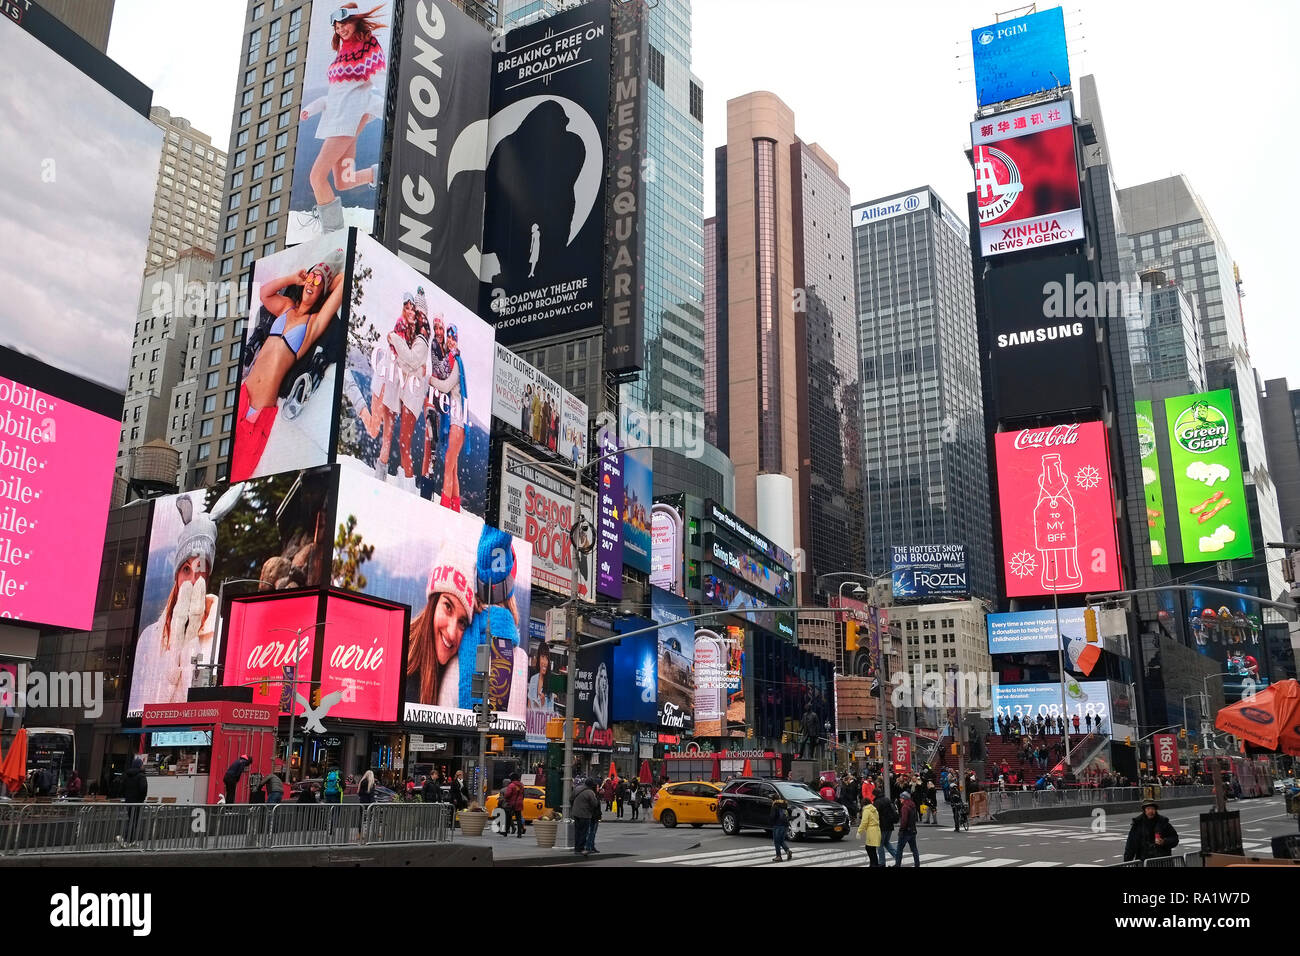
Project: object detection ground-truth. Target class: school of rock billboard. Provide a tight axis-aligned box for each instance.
[479,0,611,343]
[287,0,393,245]
[491,343,588,468]
[496,443,595,600]
[994,422,1122,599]
[971,100,1082,257]
[382,0,492,310]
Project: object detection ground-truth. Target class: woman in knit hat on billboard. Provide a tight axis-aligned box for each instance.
[405,543,476,709]
[129,485,244,714]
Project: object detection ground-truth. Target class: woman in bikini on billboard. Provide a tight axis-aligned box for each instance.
[232,257,345,481]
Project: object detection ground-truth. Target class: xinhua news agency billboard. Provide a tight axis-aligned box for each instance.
[971,7,1071,108]
[890,545,969,598]
[972,100,1082,257]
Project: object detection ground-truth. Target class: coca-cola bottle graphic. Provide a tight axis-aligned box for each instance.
[1034,453,1082,591]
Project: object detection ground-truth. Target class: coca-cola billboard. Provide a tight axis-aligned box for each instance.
[1153,733,1179,776]
[320,593,407,723]
[223,593,319,718]
[891,735,911,773]
[994,421,1122,599]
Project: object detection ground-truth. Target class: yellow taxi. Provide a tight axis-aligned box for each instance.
[485,785,548,824]
[653,780,722,828]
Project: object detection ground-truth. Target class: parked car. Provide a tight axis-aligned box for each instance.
[653,781,722,828]
[484,785,548,825]
[1274,777,1297,795]
[715,778,849,840]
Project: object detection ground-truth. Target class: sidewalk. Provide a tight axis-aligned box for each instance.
[454,815,656,865]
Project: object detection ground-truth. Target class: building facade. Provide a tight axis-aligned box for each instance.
[852,186,995,602]
[144,107,226,270]
[1260,378,1300,541]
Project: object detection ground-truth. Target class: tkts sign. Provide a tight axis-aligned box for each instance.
[891,735,911,773]
[1153,733,1179,776]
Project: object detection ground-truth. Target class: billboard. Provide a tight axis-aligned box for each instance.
[480,0,611,343]
[851,190,929,228]
[383,0,492,310]
[649,496,685,596]
[573,641,615,747]
[223,592,319,717]
[751,629,834,743]
[1185,585,1269,701]
[319,591,407,722]
[891,736,911,774]
[1135,401,1170,565]
[596,429,624,599]
[491,343,588,468]
[994,422,1122,598]
[693,625,744,737]
[613,619,657,724]
[971,7,1071,107]
[972,100,1082,257]
[983,253,1101,420]
[891,545,969,599]
[0,376,120,629]
[287,1,392,245]
[497,443,595,599]
[525,623,565,742]
[991,680,1112,736]
[234,231,351,482]
[330,467,531,732]
[622,449,652,573]
[128,469,337,718]
[651,587,694,734]
[1153,733,1180,776]
[985,607,1101,677]
[706,536,794,602]
[603,0,649,374]
[0,10,160,396]
[1162,390,1253,562]
[336,232,494,517]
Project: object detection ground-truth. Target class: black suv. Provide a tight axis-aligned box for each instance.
[715,778,849,840]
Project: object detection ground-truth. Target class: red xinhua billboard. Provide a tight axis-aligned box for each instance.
[972,100,1082,257]
[995,422,1122,599]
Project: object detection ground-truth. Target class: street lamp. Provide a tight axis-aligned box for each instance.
[197,577,263,688]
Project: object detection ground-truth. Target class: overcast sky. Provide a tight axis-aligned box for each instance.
[108,0,1300,386]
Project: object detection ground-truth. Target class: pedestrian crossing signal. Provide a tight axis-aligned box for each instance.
[1084,607,1098,644]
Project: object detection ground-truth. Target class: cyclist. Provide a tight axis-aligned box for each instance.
[948,781,967,832]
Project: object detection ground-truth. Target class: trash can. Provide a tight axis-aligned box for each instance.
[1199,810,1243,856]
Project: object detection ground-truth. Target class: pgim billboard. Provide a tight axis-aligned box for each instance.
[971,6,1071,108]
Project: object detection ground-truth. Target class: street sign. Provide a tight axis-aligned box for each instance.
[471,674,487,698]
[477,711,492,730]
[472,703,484,715]
[476,644,491,673]
[546,607,567,645]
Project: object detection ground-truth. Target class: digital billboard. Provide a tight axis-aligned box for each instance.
[492,343,587,468]
[337,232,495,517]
[497,444,595,600]
[622,449,652,574]
[649,496,685,596]
[1136,400,1170,565]
[1153,733,1180,776]
[693,625,744,738]
[751,629,834,743]
[971,100,1082,257]
[319,591,407,722]
[985,607,1101,677]
[1162,390,1253,562]
[994,422,1122,598]
[234,231,350,483]
[573,641,615,747]
[330,467,532,733]
[596,430,623,599]
[128,469,337,718]
[480,0,611,343]
[613,618,657,724]
[1185,585,1269,701]
[971,7,1071,108]
[991,680,1112,736]
[287,1,392,244]
[982,253,1101,420]
[891,545,969,599]
[383,0,492,310]
[651,587,694,734]
[222,592,319,718]
[525,623,564,743]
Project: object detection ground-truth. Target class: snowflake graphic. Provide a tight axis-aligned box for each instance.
[1074,465,1101,491]
[1009,550,1037,578]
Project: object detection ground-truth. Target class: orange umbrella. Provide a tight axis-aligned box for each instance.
[742,758,753,777]
[609,760,618,780]
[1214,679,1300,753]
[0,728,27,793]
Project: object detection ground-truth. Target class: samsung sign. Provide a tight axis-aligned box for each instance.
[972,6,1071,108]
[853,190,929,228]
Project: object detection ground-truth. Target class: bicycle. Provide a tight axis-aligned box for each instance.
[953,802,970,832]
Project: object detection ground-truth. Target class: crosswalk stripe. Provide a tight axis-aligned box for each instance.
[974,857,1021,867]
[1021,860,1065,867]
[1068,863,1100,867]
[766,848,863,868]
[642,845,779,865]
[928,855,985,867]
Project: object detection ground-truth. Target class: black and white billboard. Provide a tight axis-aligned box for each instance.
[382,0,492,311]
[983,252,1102,421]
[479,0,611,344]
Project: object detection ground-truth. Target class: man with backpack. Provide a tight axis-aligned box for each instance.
[892,790,921,867]
[501,773,525,838]
[873,784,898,858]
[323,766,343,804]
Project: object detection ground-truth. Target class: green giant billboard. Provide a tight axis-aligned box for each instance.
[1135,400,1169,565]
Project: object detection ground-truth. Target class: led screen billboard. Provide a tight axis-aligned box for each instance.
[1162,390,1253,563]
[971,7,1071,107]
[287,1,392,244]
[972,100,1082,257]
[330,467,532,733]
[234,231,351,483]
[649,496,685,596]
[336,232,495,517]
[492,343,588,468]
[1185,585,1269,701]
[891,545,969,599]
[693,625,744,738]
[128,469,337,718]
[596,430,623,599]
[1135,401,1170,565]
[222,592,319,718]
[707,536,794,602]
[994,422,1122,598]
[751,629,834,743]
[383,0,492,310]
[480,0,611,343]
[982,253,1101,420]
[573,641,615,747]
[525,625,565,742]
[319,591,407,722]
[651,587,694,734]
[986,607,1101,677]
[497,444,595,600]
[613,619,657,724]
[991,680,1112,736]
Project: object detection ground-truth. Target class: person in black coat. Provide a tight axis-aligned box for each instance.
[118,757,148,845]
[1123,800,1179,861]
[873,789,898,856]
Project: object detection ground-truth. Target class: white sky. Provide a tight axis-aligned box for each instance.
[107,0,1300,385]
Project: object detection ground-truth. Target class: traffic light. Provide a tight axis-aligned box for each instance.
[488,736,504,754]
[747,726,754,739]
[781,732,789,745]
[311,688,321,708]
[1192,744,1199,754]
[1125,735,1132,747]
[1083,607,1099,644]
[845,621,860,652]
[545,718,565,741]
[1179,727,1187,739]
[259,677,269,697]
[950,743,959,755]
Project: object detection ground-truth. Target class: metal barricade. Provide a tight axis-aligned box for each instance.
[78,802,143,853]
[365,802,453,845]
[266,801,364,848]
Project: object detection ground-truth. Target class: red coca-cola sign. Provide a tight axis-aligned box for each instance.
[891,735,911,773]
[320,594,405,723]
[995,421,1123,599]
[1153,733,1179,776]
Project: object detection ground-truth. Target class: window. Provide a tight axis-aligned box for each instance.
[241,89,254,107]
[272,153,285,172]
[268,197,281,215]
[279,90,294,108]
[230,342,242,362]
[260,99,272,117]
[225,388,237,409]
[648,44,665,88]
[206,371,219,389]
[285,47,297,67]
[251,162,264,179]
[261,79,274,96]
[212,325,226,344]
[256,120,270,138]
[208,347,222,367]
[241,249,255,268]
[254,140,268,160]
[244,227,257,245]
[222,236,235,254]
[202,394,216,414]
[239,108,251,126]
[232,150,246,168]
[227,365,240,385]
[130,426,139,441]
[221,413,234,433]
[275,132,288,150]
[220,257,233,276]
[282,68,295,89]
[200,419,214,438]
[262,241,277,257]
[198,443,211,461]
[264,58,277,76]
[264,219,278,238]
[269,174,284,193]
[219,438,231,458]
[278,110,292,129]
[288,8,302,43]
[689,81,704,122]
[226,213,239,231]
[235,130,249,148]
[251,2,263,20]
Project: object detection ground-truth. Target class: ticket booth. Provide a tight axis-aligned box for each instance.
[141,701,279,804]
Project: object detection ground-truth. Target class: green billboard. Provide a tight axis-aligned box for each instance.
[1163,389,1253,562]
[1135,401,1169,566]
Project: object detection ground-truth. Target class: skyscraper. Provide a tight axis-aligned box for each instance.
[853,187,995,602]
[713,91,861,600]
[143,107,226,269]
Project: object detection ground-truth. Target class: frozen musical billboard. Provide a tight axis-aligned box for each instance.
[971,100,1082,257]
[994,422,1122,599]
